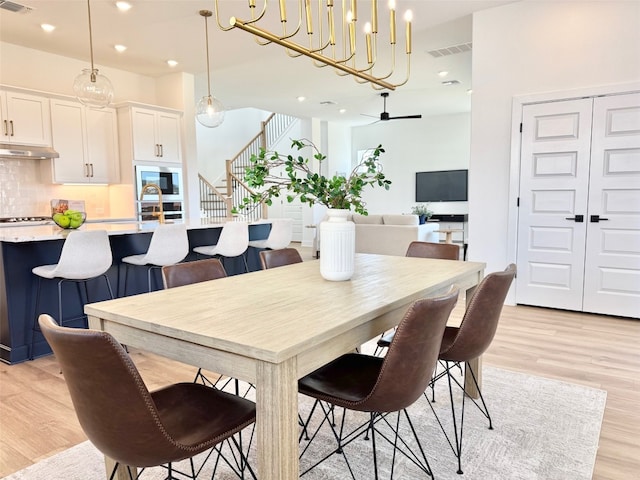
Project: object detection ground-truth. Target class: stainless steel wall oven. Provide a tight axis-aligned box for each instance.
[135,165,184,221]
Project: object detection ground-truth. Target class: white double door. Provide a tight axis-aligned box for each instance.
[516,92,640,318]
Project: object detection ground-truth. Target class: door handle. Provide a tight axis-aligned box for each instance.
[9,120,14,136]
[590,215,609,223]
[3,120,7,136]
[565,215,584,222]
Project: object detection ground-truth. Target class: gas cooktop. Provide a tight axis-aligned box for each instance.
[0,216,53,227]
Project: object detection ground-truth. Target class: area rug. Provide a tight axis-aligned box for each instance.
[3,366,606,480]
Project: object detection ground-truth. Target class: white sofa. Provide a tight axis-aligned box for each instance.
[352,214,439,256]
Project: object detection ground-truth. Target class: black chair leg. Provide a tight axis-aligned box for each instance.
[427,360,494,475]
[300,403,433,479]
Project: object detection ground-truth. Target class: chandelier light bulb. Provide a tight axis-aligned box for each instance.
[196,95,225,128]
[215,0,412,90]
[73,68,114,108]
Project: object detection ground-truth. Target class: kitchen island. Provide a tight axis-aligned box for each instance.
[0,219,271,364]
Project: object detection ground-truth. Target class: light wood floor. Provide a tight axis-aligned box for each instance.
[0,250,638,479]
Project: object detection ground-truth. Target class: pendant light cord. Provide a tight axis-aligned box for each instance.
[87,0,95,71]
[201,10,213,98]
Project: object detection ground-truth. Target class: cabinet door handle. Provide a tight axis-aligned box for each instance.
[84,163,89,177]
[89,163,94,177]
[565,215,584,223]
[3,120,7,136]
[590,215,609,223]
[9,120,14,136]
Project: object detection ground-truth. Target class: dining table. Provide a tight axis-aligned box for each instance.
[85,253,486,479]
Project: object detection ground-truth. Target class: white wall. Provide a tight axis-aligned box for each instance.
[351,113,471,215]
[327,123,352,177]
[470,1,640,276]
[0,43,157,105]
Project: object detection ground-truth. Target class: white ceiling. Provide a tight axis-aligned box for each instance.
[0,0,514,125]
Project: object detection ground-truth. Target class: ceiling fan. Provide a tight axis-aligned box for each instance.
[367,92,423,122]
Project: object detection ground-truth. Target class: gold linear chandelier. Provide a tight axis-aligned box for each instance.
[214,0,413,91]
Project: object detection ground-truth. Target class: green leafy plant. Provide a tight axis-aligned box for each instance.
[236,139,391,215]
[411,203,433,217]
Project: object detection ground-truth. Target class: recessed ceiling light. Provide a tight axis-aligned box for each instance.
[114,44,127,53]
[466,88,473,95]
[438,70,448,77]
[297,96,306,102]
[40,24,55,33]
[339,108,347,114]
[167,60,178,67]
[115,1,132,11]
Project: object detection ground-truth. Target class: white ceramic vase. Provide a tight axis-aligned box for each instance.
[320,208,355,281]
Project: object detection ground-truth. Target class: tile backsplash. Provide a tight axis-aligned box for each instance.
[0,158,50,217]
[0,158,135,219]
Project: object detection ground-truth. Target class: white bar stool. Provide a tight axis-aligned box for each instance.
[248,218,293,251]
[121,223,189,294]
[193,221,249,273]
[30,229,114,359]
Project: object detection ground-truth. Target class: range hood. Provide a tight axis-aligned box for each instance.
[0,143,59,159]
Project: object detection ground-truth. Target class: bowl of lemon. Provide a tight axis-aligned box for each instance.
[52,209,86,229]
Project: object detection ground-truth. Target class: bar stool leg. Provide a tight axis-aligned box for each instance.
[31,274,116,360]
[122,264,130,297]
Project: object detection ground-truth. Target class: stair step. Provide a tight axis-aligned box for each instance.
[199,112,296,217]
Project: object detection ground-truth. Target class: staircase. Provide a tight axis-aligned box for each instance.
[199,112,297,222]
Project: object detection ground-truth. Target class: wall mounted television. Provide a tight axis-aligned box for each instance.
[415,169,468,202]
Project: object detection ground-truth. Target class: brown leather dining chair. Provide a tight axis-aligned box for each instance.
[38,314,256,480]
[259,247,303,269]
[161,257,227,289]
[298,287,459,480]
[375,241,461,353]
[430,263,516,474]
[405,240,460,260]
[162,258,245,393]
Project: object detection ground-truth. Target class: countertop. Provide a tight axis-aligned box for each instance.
[0,218,238,243]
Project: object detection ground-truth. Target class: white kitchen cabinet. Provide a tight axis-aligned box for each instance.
[129,106,182,163]
[0,88,52,146]
[44,98,119,184]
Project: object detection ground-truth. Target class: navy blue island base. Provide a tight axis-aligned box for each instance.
[0,222,271,364]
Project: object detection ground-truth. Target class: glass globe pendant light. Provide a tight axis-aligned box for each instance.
[196,10,225,128]
[73,0,114,108]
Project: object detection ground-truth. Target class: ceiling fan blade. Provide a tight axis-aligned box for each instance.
[387,114,423,120]
[360,113,379,119]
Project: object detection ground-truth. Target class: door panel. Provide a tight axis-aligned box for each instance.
[516,98,593,310]
[282,203,303,242]
[583,93,640,317]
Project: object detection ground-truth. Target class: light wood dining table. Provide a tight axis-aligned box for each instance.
[85,253,485,480]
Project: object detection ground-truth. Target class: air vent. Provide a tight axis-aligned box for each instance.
[427,42,472,58]
[442,80,460,86]
[320,100,337,106]
[0,0,33,13]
